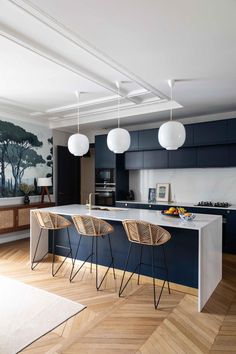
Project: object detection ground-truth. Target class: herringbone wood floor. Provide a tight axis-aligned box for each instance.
[0,239,236,354]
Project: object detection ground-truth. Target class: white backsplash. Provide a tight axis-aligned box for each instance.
[129,168,236,204]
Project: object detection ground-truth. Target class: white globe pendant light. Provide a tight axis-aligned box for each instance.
[158,80,186,150]
[107,127,131,154]
[68,91,89,156]
[107,82,130,153]
[68,133,89,156]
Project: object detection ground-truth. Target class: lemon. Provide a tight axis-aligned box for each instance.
[169,207,176,213]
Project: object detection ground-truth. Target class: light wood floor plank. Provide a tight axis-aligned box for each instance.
[0,239,236,353]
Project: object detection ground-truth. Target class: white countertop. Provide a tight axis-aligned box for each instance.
[36,204,222,231]
[116,200,236,211]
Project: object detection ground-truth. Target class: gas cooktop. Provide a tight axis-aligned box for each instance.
[195,201,231,208]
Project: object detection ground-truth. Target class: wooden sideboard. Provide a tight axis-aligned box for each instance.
[0,202,55,234]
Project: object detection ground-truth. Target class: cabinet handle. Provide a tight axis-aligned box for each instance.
[227,210,230,214]
[125,203,127,206]
[149,205,152,208]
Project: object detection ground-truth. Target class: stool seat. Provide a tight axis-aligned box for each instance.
[72,215,114,237]
[120,219,171,309]
[31,211,73,277]
[70,215,115,290]
[33,210,71,230]
[123,219,171,246]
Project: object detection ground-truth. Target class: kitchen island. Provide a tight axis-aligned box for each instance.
[30,204,222,311]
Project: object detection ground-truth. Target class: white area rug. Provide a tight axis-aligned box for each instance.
[0,276,85,354]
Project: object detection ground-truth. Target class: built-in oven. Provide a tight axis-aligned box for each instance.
[95,168,115,184]
[95,186,115,206]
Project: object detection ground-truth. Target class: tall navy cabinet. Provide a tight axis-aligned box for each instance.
[95,134,129,201]
[95,135,115,168]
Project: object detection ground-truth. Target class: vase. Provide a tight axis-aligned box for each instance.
[24,195,30,204]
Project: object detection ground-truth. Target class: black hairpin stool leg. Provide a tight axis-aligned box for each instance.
[31,228,48,270]
[95,235,116,291]
[137,245,143,285]
[52,227,73,277]
[119,243,142,297]
[90,237,94,273]
[152,246,166,309]
[108,234,116,280]
[162,245,170,294]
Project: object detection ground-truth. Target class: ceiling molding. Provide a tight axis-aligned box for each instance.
[0,97,41,113]
[10,0,169,101]
[49,100,182,129]
[0,107,48,126]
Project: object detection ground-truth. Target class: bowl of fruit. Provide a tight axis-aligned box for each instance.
[161,207,187,217]
[179,212,196,221]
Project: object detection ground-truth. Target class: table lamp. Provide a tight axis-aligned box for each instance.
[37,177,52,203]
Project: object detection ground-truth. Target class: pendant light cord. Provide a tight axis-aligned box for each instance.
[75,90,80,133]
[170,82,173,121]
[116,81,120,128]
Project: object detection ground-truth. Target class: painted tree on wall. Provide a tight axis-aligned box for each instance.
[0,120,45,197]
[0,121,15,196]
[46,137,53,178]
[7,146,45,194]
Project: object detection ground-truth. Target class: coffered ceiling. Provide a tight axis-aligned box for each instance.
[0,0,236,132]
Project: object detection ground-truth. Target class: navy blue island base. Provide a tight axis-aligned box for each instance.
[49,218,199,289]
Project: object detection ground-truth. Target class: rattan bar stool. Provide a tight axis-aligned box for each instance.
[119,220,171,309]
[31,210,73,276]
[70,215,116,290]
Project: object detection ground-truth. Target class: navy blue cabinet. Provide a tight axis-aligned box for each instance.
[183,125,194,147]
[125,151,143,170]
[228,119,236,142]
[225,211,236,253]
[197,145,229,167]
[168,148,197,168]
[138,129,160,150]
[228,144,236,166]
[194,120,228,146]
[95,135,115,168]
[143,150,168,169]
[97,119,236,171]
[128,131,139,151]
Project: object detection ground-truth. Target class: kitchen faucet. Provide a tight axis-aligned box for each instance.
[88,192,98,210]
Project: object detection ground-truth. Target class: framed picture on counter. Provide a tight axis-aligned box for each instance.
[156,183,170,202]
[148,188,156,203]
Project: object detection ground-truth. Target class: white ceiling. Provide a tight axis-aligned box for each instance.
[0,0,236,132]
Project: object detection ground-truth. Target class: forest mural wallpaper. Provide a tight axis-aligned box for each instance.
[0,117,53,198]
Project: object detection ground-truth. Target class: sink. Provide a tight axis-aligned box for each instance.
[91,207,110,211]
[88,207,125,212]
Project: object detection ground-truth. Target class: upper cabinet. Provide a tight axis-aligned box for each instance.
[183,125,194,147]
[138,129,161,150]
[95,135,115,168]
[143,150,168,169]
[128,131,139,151]
[193,120,228,146]
[95,118,236,170]
[197,145,229,167]
[125,151,143,170]
[168,148,197,168]
[227,119,236,142]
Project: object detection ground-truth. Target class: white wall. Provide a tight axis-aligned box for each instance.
[129,168,236,204]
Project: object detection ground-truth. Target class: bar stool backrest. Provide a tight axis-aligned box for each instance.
[33,210,71,230]
[122,220,171,246]
[72,215,114,236]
